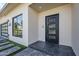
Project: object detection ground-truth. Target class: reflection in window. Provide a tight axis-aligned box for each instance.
[12,14,23,38]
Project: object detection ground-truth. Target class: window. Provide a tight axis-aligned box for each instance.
[12,14,23,38]
[1,21,8,38]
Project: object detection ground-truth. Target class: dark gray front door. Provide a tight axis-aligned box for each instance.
[45,14,59,44]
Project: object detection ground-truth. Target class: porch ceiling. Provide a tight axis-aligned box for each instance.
[30,3,69,13]
[0,3,21,17]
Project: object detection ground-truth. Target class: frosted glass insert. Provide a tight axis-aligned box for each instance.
[49,36,56,39]
[49,30,56,34]
[49,18,56,22]
[49,24,56,28]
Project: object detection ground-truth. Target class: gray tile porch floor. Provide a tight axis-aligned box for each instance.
[29,41,76,56]
[0,37,76,56]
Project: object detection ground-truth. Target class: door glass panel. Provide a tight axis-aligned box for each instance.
[48,17,57,39]
[49,36,56,39]
[49,30,56,34]
[48,24,56,34]
[49,24,56,28]
[1,22,8,37]
[48,18,56,23]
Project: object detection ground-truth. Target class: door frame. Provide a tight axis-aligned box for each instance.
[45,13,59,44]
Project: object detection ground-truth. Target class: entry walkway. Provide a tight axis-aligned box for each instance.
[0,39,26,56]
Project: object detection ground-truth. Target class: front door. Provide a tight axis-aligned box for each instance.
[45,14,59,44]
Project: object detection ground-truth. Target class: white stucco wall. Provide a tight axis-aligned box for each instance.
[38,4,72,46]
[28,7,38,45]
[72,4,79,56]
[0,4,30,46]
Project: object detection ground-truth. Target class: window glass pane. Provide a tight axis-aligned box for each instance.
[14,18,18,36]
[13,14,23,38]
